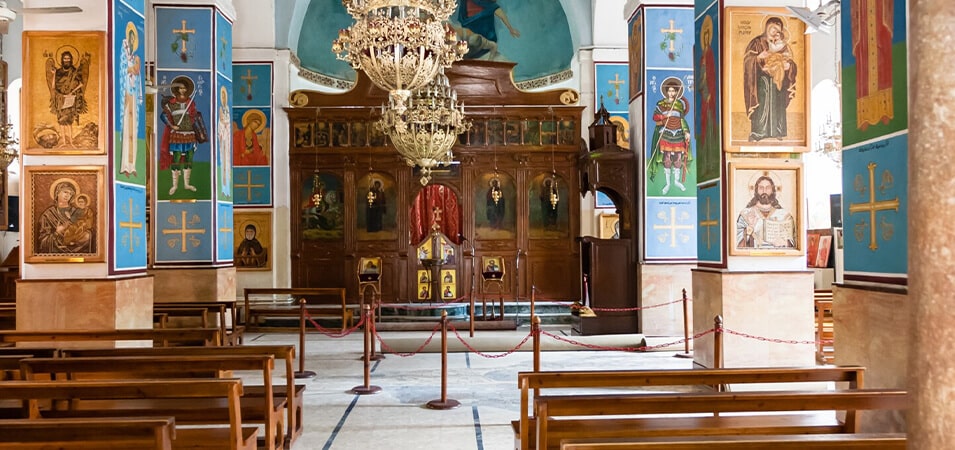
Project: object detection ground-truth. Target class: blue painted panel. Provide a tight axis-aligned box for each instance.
[216,202,233,262]
[644,7,694,69]
[155,201,214,262]
[114,183,147,270]
[842,133,908,276]
[694,3,721,184]
[215,12,233,77]
[646,198,697,259]
[645,68,696,198]
[595,63,629,113]
[232,63,272,108]
[696,182,722,263]
[155,7,213,70]
[113,0,147,185]
[215,73,232,202]
[232,166,272,206]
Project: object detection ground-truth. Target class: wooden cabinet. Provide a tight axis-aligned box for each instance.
[573,237,636,335]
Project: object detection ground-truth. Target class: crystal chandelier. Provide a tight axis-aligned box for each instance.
[377,68,470,185]
[814,113,842,163]
[332,0,467,113]
[0,123,18,169]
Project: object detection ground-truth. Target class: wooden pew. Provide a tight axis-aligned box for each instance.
[243,287,353,332]
[0,328,222,347]
[558,433,907,450]
[815,290,835,364]
[0,378,256,450]
[19,354,285,450]
[155,300,244,345]
[61,344,305,448]
[0,416,177,450]
[515,366,867,450]
[534,389,907,450]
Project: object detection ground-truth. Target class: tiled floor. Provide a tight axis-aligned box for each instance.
[243,325,693,450]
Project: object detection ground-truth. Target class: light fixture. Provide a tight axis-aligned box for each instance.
[547,173,559,209]
[311,172,324,205]
[377,68,470,185]
[0,123,18,169]
[332,0,467,113]
[787,0,841,34]
[815,112,842,163]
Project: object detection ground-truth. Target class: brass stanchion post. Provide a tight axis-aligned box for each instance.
[294,298,316,378]
[369,293,384,361]
[675,289,693,359]
[426,311,460,409]
[350,304,381,395]
[532,316,541,400]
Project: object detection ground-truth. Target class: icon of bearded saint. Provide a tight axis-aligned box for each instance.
[735,174,796,249]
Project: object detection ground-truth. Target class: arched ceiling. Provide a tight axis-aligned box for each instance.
[281,0,590,88]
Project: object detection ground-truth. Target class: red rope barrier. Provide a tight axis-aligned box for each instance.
[374,322,443,357]
[386,296,469,310]
[447,322,533,358]
[720,326,833,346]
[303,308,365,337]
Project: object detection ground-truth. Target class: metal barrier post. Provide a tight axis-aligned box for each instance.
[350,304,381,395]
[675,289,693,359]
[426,311,460,409]
[294,298,316,378]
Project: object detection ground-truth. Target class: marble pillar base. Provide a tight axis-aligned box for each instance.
[691,269,814,369]
[150,267,236,302]
[638,263,694,336]
[16,275,153,330]
[834,284,909,432]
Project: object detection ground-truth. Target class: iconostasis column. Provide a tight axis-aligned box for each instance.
[16,1,153,331]
[149,0,235,301]
[690,0,814,369]
[625,0,696,337]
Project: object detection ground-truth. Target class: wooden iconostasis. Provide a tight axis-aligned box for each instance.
[286,61,585,302]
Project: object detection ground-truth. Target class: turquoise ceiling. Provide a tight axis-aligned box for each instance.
[294,0,575,85]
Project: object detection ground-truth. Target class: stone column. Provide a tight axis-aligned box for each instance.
[908,1,955,447]
[149,0,236,301]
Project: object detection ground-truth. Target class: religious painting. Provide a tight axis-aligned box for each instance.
[23,166,105,263]
[643,7,694,69]
[645,197,697,260]
[481,256,505,280]
[113,1,147,184]
[722,8,809,152]
[233,62,272,107]
[232,107,271,166]
[359,257,382,282]
[806,231,821,267]
[528,173,569,239]
[300,171,343,240]
[522,120,538,146]
[155,7,213,70]
[595,191,615,209]
[234,211,271,271]
[113,183,147,271]
[598,213,620,239]
[841,133,907,280]
[815,235,832,268]
[350,121,368,147]
[440,269,456,299]
[506,120,522,145]
[293,122,314,148]
[215,76,233,203]
[154,202,213,263]
[356,172,398,241]
[22,31,107,155]
[728,160,803,256]
[645,69,696,198]
[475,172,516,240]
[694,5,722,183]
[487,120,504,146]
[609,113,630,149]
[628,8,644,100]
[155,70,213,201]
[696,181,722,264]
[841,0,908,146]
[594,63,629,112]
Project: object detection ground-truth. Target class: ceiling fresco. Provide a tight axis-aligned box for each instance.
[294,0,574,88]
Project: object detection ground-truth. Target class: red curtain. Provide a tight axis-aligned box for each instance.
[410,184,462,245]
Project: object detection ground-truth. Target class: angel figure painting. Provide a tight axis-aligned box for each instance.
[23,32,106,154]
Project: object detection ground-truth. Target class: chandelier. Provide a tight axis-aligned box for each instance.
[377,68,470,185]
[332,0,467,113]
[814,113,842,164]
[0,123,18,169]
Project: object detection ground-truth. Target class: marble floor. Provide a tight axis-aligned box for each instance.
[243,325,693,450]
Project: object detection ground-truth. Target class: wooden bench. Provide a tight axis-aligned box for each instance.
[0,328,222,347]
[0,416,177,450]
[558,433,907,450]
[61,344,305,448]
[0,378,256,450]
[515,366,867,450]
[815,290,834,364]
[243,288,353,332]
[19,354,285,450]
[533,389,907,450]
[155,300,244,345]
